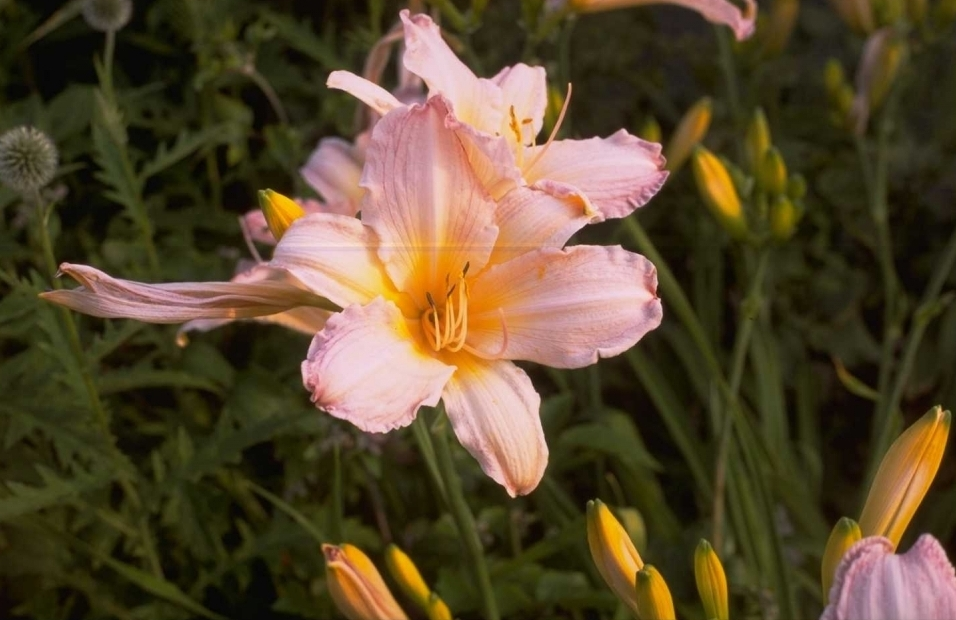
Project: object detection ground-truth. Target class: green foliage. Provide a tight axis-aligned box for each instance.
[2,0,956,619]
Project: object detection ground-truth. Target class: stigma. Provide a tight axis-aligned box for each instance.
[421,263,471,353]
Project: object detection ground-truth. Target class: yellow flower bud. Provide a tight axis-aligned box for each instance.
[824,59,847,101]
[664,97,712,173]
[745,108,771,175]
[770,195,800,241]
[586,499,643,616]
[691,147,748,239]
[760,147,788,195]
[425,592,453,620]
[384,545,431,611]
[858,406,950,549]
[323,543,408,620]
[258,188,305,241]
[635,565,676,620]
[638,116,662,145]
[760,0,799,55]
[821,517,862,603]
[694,540,729,620]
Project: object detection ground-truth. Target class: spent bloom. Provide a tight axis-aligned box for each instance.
[822,535,956,620]
[329,11,667,224]
[323,543,408,620]
[43,97,662,496]
[0,126,59,194]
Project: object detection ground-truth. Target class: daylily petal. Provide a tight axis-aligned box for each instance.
[399,10,503,133]
[492,63,548,140]
[300,137,366,208]
[241,198,328,246]
[522,130,668,219]
[467,245,662,368]
[302,297,454,432]
[41,263,328,323]
[488,185,597,266]
[569,0,757,41]
[445,114,523,200]
[327,70,404,117]
[441,357,546,497]
[360,96,498,303]
[270,213,396,308]
[822,535,956,620]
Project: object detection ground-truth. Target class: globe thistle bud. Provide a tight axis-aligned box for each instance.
[0,126,59,194]
[81,0,133,33]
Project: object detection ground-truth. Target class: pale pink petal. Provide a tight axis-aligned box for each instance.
[41,263,327,323]
[302,297,454,432]
[572,0,757,41]
[522,130,668,219]
[488,186,598,266]
[299,137,365,208]
[492,63,548,140]
[241,199,327,246]
[399,10,504,133]
[823,535,956,620]
[327,70,404,117]
[441,357,546,497]
[445,114,522,200]
[176,307,330,346]
[467,245,662,368]
[360,96,498,304]
[270,213,395,308]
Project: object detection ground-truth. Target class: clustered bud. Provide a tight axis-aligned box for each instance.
[0,126,59,194]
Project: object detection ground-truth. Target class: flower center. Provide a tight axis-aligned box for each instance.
[420,263,470,353]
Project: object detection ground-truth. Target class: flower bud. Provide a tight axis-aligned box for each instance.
[691,147,748,239]
[638,116,662,145]
[760,147,788,195]
[258,189,305,241]
[745,108,771,174]
[586,499,643,616]
[760,0,799,55]
[695,540,729,620]
[81,0,133,32]
[0,126,59,195]
[384,545,430,611]
[822,517,863,603]
[770,195,801,241]
[824,59,848,100]
[858,406,950,549]
[323,543,408,620]
[831,0,875,33]
[635,565,676,620]
[851,28,906,134]
[664,97,712,173]
[425,593,453,620]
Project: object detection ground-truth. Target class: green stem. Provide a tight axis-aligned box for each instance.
[103,29,116,102]
[429,406,499,620]
[712,250,770,552]
[715,27,743,158]
[411,416,448,506]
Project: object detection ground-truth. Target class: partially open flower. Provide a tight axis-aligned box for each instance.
[0,126,58,194]
[323,543,408,620]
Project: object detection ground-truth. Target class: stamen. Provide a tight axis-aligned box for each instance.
[420,271,471,353]
[522,82,573,178]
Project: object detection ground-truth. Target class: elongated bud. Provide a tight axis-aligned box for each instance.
[664,97,712,173]
[635,565,676,620]
[745,108,771,174]
[425,593,453,620]
[384,545,431,611]
[821,517,862,603]
[0,126,59,194]
[586,499,643,616]
[858,406,950,549]
[852,28,906,134]
[760,147,788,195]
[258,189,305,241]
[695,540,729,620]
[761,0,799,55]
[638,116,662,145]
[323,544,408,620]
[770,195,800,241]
[691,147,747,239]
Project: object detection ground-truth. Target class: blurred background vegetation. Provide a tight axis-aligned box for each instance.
[1,0,955,618]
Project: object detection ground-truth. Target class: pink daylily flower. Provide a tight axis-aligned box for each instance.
[328,10,667,223]
[42,97,662,497]
[822,535,956,620]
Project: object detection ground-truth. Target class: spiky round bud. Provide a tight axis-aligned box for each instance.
[81,0,133,33]
[0,126,59,194]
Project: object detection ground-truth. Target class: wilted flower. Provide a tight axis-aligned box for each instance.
[81,0,133,32]
[44,97,662,496]
[328,11,667,224]
[821,535,956,620]
[0,126,59,194]
[323,543,408,620]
